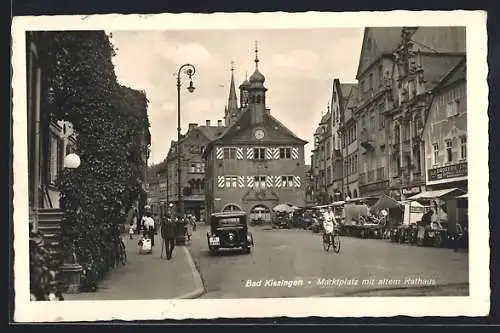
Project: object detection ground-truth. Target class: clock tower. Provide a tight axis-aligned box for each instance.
[248,41,267,126]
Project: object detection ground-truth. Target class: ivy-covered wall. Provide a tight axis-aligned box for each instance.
[32,31,150,292]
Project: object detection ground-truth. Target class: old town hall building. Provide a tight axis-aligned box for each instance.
[203,46,308,222]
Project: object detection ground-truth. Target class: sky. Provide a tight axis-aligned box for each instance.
[108,28,364,165]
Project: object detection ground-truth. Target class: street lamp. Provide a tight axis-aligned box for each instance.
[176,63,196,220]
[60,152,83,294]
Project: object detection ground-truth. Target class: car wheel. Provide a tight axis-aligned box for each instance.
[209,247,217,255]
[243,246,251,254]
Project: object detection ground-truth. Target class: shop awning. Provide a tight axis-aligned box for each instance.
[408,188,466,200]
[370,194,402,212]
[456,193,468,199]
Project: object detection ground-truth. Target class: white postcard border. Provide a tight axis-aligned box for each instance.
[12,10,489,322]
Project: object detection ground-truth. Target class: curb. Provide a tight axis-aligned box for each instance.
[176,246,205,299]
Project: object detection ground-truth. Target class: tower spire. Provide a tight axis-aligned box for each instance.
[227,60,239,116]
[254,40,259,69]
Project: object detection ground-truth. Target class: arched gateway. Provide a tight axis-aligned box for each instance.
[249,205,271,223]
[222,203,241,212]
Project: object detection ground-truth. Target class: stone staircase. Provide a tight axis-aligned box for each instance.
[37,208,64,269]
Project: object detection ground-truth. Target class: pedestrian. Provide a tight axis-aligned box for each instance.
[191,215,197,232]
[143,213,156,247]
[128,222,135,239]
[161,217,178,260]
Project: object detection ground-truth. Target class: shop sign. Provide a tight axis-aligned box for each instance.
[428,162,467,182]
[359,180,389,194]
[402,186,421,195]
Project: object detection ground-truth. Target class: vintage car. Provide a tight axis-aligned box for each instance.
[207,211,254,254]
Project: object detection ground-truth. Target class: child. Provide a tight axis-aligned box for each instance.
[138,236,152,254]
[129,222,135,239]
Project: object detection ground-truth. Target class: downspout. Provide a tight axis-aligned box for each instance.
[33,65,42,230]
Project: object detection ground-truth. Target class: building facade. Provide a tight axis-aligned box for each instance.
[26,32,78,230]
[164,122,225,220]
[332,80,357,200]
[204,48,308,222]
[423,58,467,192]
[309,79,358,204]
[310,110,330,204]
[339,84,360,200]
[388,27,466,200]
[354,27,402,199]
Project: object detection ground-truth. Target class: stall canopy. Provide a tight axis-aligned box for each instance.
[273,203,295,213]
[370,194,402,212]
[408,188,466,200]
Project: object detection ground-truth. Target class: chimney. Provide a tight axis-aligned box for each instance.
[188,123,197,131]
[206,120,211,126]
[218,120,223,127]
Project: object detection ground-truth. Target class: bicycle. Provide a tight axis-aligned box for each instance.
[322,227,341,253]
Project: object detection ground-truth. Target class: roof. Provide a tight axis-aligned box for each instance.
[340,84,357,100]
[356,27,403,79]
[343,85,359,121]
[410,27,466,54]
[408,188,466,200]
[433,57,466,91]
[197,125,226,141]
[210,108,307,147]
[420,54,465,91]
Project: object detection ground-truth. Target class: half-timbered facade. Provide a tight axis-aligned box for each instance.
[204,47,308,222]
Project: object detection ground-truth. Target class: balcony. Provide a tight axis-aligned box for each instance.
[359,128,375,151]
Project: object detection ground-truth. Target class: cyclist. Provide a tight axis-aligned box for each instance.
[322,206,337,242]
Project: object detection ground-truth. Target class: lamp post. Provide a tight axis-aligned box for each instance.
[176,64,196,245]
[60,152,83,294]
[176,64,196,218]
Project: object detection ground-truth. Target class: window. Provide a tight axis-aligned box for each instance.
[377,167,385,180]
[367,170,375,182]
[256,95,261,104]
[254,148,266,160]
[378,65,383,86]
[223,147,237,159]
[281,175,294,188]
[354,153,358,173]
[414,116,422,137]
[254,175,266,188]
[445,139,453,163]
[190,163,205,173]
[460,136,467,160]
[432,143,439,165]
[379,105,385,129]
[446,100,458,117]
[47,130,63,184]
[224,176,238,188]
[279,147,291,159]
[394,124,401,144]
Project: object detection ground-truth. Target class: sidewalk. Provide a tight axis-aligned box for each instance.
[64,234,204,301]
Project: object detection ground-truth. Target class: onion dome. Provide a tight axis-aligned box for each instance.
[239,72,251,89]
[249,69,265,84]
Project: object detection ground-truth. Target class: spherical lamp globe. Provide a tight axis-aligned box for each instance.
[64,153,81,169]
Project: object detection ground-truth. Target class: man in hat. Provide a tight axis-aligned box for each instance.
[161,217,178,260]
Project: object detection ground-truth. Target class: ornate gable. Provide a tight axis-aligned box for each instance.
[356,27,403,80]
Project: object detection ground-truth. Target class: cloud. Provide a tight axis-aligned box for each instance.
[109,28,363,164]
